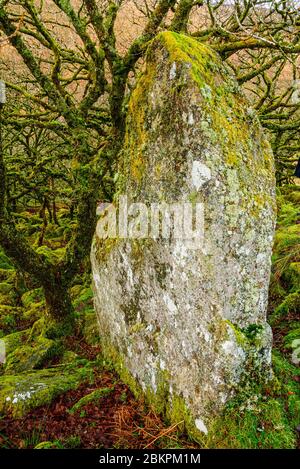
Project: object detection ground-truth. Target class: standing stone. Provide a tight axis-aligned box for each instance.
[91,32,276,438]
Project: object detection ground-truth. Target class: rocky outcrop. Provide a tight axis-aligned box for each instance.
[91,32,276,438]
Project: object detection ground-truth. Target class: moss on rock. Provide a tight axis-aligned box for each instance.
[2,329,31,356]
[283,262,300,291]
[82,312,100,345]
[4,337,62,375]
[21,288,44,309]
[0,305,22,334]
[60,350,78,364]
[0,363,94,417]
[269,290,300,326]
[35,246,66,265]
[69,387,114,414]
[0,250,14,270]
[0,269,15,284]
[73,287,94,314]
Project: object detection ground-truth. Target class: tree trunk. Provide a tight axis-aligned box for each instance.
[43,276,74,337]
[0,222,74,335]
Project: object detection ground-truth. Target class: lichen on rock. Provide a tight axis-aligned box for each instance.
[91,32,276,439]
[0,364,94,417]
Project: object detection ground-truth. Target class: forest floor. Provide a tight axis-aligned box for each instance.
[0,345,196,449]
[0,185,299,449]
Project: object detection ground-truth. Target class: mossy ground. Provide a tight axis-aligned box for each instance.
[0,191,299,448]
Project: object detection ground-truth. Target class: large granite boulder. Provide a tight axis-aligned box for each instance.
[91,32,276,437]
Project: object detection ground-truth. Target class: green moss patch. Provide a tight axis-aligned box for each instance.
[2,329,31,356]
[3,337,62,375]
[269,290,300,326]
[73,287,94,314]
[21,288,44,309]
[82,312,100,345]
[0,306,22,334]
[206,395,296,448]
[0,363,94,417]
[0,250,14,270]
[69,387,114,414]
